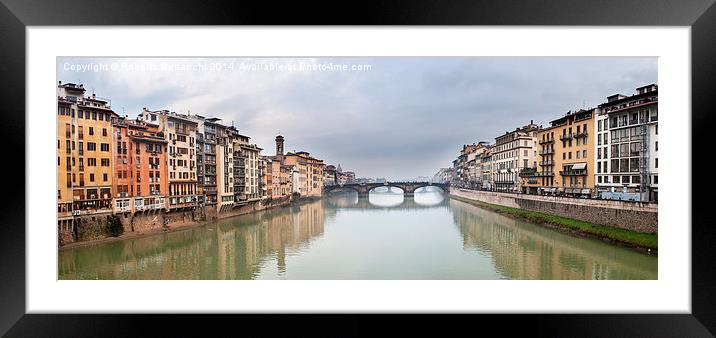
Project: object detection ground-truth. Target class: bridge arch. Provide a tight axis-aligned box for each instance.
[367,184,405,194]
[324,185,362,195]
[409,183,447,194]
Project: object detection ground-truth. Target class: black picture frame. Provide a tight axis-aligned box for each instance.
[1,0,714,336]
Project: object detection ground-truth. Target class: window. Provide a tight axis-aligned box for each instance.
[630,158,639,172]
[655,158,658,168]
[613,176,620,183]
[655,141,658,151]
[597,162,602,173]
[568,152,572,160]
[99,113,104,121]
[583,150,587,158]
[87,142,96,151]
[102,128,107,136]
[103,173,108,181]
[101,158,109,166]
[101,143,109,152]
[89,174,95,182]
[92,111,97,120]
[78,110,83,118]
[89,127,94,136]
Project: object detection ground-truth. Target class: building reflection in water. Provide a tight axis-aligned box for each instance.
[59,199,326,280]
[58,189,655,280]
[450,199,657,280]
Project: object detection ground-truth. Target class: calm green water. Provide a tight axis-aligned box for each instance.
[58,189,657,280]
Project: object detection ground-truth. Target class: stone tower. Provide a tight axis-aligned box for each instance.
[276,135,284,156]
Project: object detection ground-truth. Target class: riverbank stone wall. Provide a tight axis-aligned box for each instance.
[450,188,658,233]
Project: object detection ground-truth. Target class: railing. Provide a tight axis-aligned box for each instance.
[539,139,554,144]
[575,131,588,139]
[539,149,554,155]
[559,133,573,141]
[539,160,553,166]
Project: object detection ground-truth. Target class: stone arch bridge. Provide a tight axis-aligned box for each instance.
[324,182,449,197]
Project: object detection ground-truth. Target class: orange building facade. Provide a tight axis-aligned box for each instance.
[57,82,118,231]
[112,118,169,213]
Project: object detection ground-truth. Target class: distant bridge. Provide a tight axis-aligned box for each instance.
[324,182,449,197]
[325,195,449,210]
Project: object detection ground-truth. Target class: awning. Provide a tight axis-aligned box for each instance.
[571,163,587,170]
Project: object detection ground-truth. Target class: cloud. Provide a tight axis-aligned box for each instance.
[57,57,657,180]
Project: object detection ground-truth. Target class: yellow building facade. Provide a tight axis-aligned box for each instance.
[536,109,596,196]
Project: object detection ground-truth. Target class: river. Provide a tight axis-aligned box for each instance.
[58,188,657,280]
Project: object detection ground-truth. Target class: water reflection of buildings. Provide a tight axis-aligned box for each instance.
[59,199,326,279]
[450,199,657,280]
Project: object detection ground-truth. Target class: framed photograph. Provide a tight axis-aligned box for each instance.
[2,0,714,335]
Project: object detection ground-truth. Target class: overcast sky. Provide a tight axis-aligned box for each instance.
[57,57,657,180]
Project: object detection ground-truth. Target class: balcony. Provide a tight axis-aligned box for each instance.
[539,160,553,166]
[535,172,554,177]
[559,133,573,141]
[114,204,132,213]
[519,168,537,178]
[575,131,588,139]
[539,139,554,145]
[539,149,555,155]
[560,169,588,176]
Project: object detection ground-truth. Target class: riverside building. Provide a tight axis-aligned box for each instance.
[492,121,539,193]
[57,82,118,231]
[595,84,658,202]
[138,109,199,210]
[232,130,262,202]
[112,117,169,213]
[535,109,596,197]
